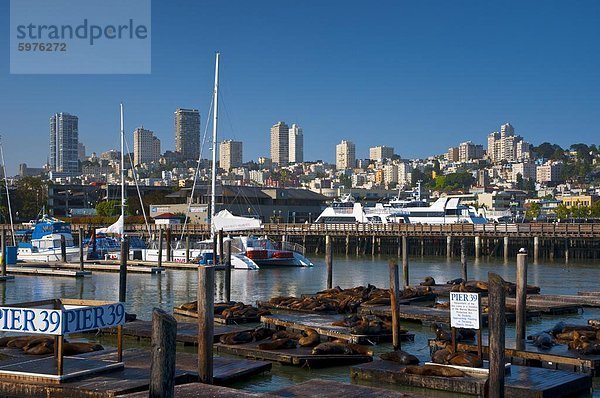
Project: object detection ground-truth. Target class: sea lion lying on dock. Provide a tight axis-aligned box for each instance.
[420,277,436,286]
[529,332,555,349]
[446,352,483,368]
[380,350,419,365]
[220,331,255,345]
[258,338,296,350]
[272,330,303,340]
[446,278,465,285]
[62,342,103,356]
[6,336,40,349]
[24,340,54,355]
[401,365,466,377]
[252,327,275,341]
[298,329,320,347]
[311,342,354,355]
[178,301,269,318]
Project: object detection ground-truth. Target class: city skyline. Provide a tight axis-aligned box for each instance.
[2,1,600,174]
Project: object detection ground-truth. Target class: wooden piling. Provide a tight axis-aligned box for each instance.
[198,265,215,384]
[79,227,84,271]
[475,236,481,259]
[488,272,506,398]
[158,227,163,267]
[224,240,232,303]
[218,229,224,266]
[388,259,401,350]
[345,235,350,256]
[371,235,375,256]
[213,233,218,265]
[533,236,539,263]
[402,236,409,287]
[166,228,172,262]
[60,235,67,262]
[1,228,5,277]
[503,236,509,261]
[516,248,528,351]
[325,235,333,290]
[565,239,569,264]
[461,238,467,282]
[149,308,177,398]
[185,233,190,263]
[446,236,452,258]
[119,237,128,303]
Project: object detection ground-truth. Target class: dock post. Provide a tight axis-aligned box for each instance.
[119,237,128,303]
[198,265,215,384]
[158,227,163,267]
[218,229,224,265]
[446,236,452,258]
[79,227,85,271]
[185,233,190,263]
[420,237,424,256]
[60,234,67,262]
[1,228,5,277]
[388,259,401,350]
[345,235,350,256]
[533,236,539,263]
[565,239,569,264]
[149,308,177,398]
[516,248,528,350]
[402,236,409,287]
[224,239,232,302]
[371,235,375,256]
[488,272,506,398]
[503,236,509,261]
[475,236,481,259]
[549,239,555,261]
[165,227,171,262]
[325,235,333,290]
[460,238,467,282]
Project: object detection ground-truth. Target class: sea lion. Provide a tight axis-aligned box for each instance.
[420,277,436,286]
[179,301,197,311]
[6,336,38,349]
[298,329,320,347]
[458,329,476,341]
[447,352,483,368]
[446,278,465,285]
[380,350,420,365]
[0,336,15,347]
[272,330,303,340]
[432,324,452,342]
[311,342,353,355]
[431,347,452,364]
[219,331,254,345]
[347,343,373,356]
[531,332,555,349]
[24,340,54,355]
[401,365,465,377]
[22,337,54,352]
[258,338,296,350]
[62,343,103,356]
[252,327,274,341]
[434,302,450,309]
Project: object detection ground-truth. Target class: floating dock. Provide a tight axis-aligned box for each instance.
[351,360,592,398]
[215,341,372,368]
[481,297,581,315]
[6,266,91,278]
[173,307,261,325]
[261,313,414,344]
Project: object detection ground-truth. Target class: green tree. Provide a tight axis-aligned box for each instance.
[591,201,600,217]
[13,177,48,220]
[555,204,571,220]
[95,200,120,217]
[571,204,591,219]
[525,202,541,220]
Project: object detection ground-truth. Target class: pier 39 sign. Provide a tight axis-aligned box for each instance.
[450,292,481,330]
[0,302,125,336]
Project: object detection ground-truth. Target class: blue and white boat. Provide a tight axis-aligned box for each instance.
[16,216,81,262]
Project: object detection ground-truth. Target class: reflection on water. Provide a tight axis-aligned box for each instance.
[0,255,598,396]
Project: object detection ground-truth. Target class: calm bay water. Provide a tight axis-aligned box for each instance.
[1,255,598,396]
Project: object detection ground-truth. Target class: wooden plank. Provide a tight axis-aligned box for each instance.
[6,267,91,277]
[351,360,592,398]
[122,383,264,398]
[214,342,372,368]
[272,379,424,397]
[260,313,414,344]
[481,297,581,315]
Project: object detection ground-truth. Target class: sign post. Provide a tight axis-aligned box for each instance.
[450,292,482,362]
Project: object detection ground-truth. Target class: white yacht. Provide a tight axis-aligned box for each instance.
[392,197,487,224]
[16,217,81,262]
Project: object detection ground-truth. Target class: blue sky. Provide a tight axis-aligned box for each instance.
[1,1,599,174]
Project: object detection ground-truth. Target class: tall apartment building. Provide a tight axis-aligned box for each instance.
[447,147,459,162]
[270,121,289,166]
[336,140,356,170]
[369,146,394,162]
[458,141,484,162]
[487,123,531,163]
[50,112,79,174]
[174,109,200,161]
[383,164,398,186]
[512,162,537,182]
[536,162,563,184]
[397,161,413,185]
[78,142,86,161]
[133,127,161,165]
[288,123,303,163]
[220,139,243,170]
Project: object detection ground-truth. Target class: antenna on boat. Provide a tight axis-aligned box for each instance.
[120,103,126,242]
[0,136,16,245]
[210,52,220,236]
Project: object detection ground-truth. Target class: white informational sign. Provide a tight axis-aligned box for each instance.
[0,302,126,336]
[450,292,481,329]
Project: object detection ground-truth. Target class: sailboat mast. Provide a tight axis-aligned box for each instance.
[210,52,220,232]
[0,138,15,245]
[120,103,126,241]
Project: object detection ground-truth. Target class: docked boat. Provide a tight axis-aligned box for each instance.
[390,197,487,224]
[237,236,313,267]
[16,217,81,262]
[314,194,401,224]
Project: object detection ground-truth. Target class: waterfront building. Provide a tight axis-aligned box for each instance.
[336,140,356,170]
[49,112,79,174]
[174,108,200,161]
[369,145,394,162]
[220,139,243,170]
[270,121,289,166]
[288,123,304,163]
[133,127,161,165]
[558,194,599,209]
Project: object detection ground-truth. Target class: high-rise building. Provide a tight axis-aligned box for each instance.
[78,142,86,161]
[336,140,356,170]
[369,146,394,162]
[383,164,398,186]
[50,112,79,174]
[288,123,303,163]
[220,139,243,170]
[133,127,161,165]
[487,123,531,163]
[447,147,459,162]
[458,141,484,162]
[174,109,200,161]
[397,161,413,185]
[270,121,289,166]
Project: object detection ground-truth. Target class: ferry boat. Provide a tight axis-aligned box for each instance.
[392,197,487,224]
[16,217,81,262]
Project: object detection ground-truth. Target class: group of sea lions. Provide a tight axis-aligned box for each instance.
[419,277,541,295]
[431,323,476,343]
[379,346,466,377]
[178,301,270,319]
[264,284,432,314]
[331,314,399,336]
[0,335,103,356]
[529,321,600,354]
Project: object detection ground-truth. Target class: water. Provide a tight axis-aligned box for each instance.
[1,255,599,396]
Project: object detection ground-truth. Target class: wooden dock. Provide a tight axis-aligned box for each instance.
[66,263,164,274]
[215,341,372,368]
[6,266,91,278]
[123,383,265,398]
[429,337,600,375]
[481,296,581,315]
[351,360,592,398]
[261,313,414,344]
[99,319,254,344]
[173,307,261,325]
